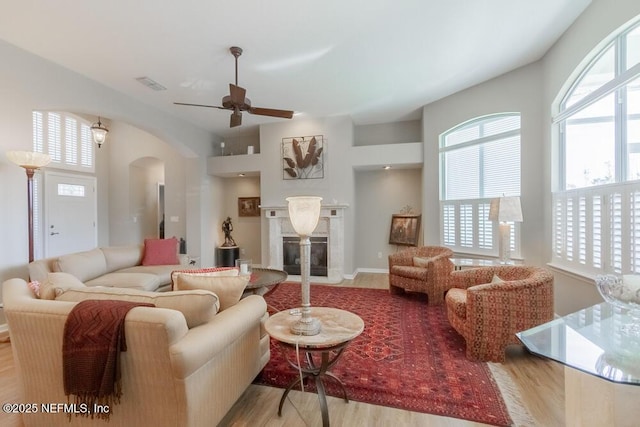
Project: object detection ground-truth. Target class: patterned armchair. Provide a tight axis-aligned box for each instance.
[388,246,454,305]
[445,265,554,362]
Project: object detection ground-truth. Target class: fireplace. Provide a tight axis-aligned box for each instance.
[263,203,346,283]
[282,237,328,276]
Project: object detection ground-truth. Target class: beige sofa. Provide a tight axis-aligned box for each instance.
[2,277,270,427]
[28,245,188,292]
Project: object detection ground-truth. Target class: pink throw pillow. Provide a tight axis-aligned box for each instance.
[142,237,179,266]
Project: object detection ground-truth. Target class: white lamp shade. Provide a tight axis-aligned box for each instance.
[489,196,523,222]
[286,196,323,236]
[6,150,51,169]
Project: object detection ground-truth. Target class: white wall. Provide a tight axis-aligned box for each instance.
[422,62,545,265]
[107,122,187,246]
[258,116,356,274]
[354,168,423,270]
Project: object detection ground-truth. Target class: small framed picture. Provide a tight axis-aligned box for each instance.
[389,214,421,246]
[238,197,261,217]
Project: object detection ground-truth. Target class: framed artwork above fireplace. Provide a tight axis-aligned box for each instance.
[282,135,324,180]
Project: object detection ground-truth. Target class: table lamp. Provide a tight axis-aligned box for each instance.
[286,196,322,335]
[489,196,522,264]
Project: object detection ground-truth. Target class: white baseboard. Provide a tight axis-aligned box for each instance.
[354,268,388,275]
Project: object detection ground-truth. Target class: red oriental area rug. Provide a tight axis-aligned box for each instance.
[256,283,519,426]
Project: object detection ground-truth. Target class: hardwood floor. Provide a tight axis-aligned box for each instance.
[0,273,564,426]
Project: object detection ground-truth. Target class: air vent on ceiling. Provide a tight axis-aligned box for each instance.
[135,76,166,91]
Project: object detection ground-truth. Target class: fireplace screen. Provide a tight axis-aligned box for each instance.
[282,236,328,276]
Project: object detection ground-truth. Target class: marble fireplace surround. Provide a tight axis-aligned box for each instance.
[262,204,347,283]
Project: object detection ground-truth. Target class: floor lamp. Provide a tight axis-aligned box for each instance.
[489,196,523,264]
[287,196,323,336]
[6,151,52,263]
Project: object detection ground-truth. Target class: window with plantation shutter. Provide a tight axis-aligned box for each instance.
[553,18,640,276]
[32,111,94,173]
[440,113,521,257]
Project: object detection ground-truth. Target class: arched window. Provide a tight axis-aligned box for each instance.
[553,19,640,275]
[440,113,521,257]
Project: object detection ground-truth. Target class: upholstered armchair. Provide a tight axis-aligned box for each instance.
[445,265,554,362]
[388,246,454,305]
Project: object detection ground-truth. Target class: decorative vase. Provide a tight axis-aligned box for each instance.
[595,274,640,336]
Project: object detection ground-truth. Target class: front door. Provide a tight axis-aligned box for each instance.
[44,171,97,258]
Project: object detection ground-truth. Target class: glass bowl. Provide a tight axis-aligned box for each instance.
[595,274,640,335]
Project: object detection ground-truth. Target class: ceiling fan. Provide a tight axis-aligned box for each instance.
[174,46,295,128]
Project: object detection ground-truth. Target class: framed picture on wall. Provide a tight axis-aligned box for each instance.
[282,135,324,180]
[238,197,261,217]
[389,214,421,246]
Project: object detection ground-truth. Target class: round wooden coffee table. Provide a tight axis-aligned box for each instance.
[244,267,288,296]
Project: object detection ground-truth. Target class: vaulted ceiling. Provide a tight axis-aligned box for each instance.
[0,1,591,136]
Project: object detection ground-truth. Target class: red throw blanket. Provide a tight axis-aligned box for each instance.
[62,299,154,419]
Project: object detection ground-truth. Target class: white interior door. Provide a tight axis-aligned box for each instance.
[44,171,97,258]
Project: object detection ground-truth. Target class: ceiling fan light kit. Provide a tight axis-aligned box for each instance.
[175,46,294,128]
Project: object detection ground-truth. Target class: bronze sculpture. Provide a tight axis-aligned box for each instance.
[222,216,236,247]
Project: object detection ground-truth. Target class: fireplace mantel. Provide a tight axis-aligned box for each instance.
[262,204,347,283]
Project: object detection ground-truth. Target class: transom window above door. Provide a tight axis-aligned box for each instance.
[33,111,95,173]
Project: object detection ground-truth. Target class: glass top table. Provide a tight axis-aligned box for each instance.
[517,302,640,385]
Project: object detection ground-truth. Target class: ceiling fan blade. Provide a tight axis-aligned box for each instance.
[230,110,242,127]
[248,107,294,119]
[174,102,227,110]
[229,84,246,105]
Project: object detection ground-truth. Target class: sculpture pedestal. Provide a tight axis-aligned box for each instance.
[216,246,239,267]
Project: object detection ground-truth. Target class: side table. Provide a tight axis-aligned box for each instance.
[244,267,288,296]
[265,307,364,427]
[216,246,239,267]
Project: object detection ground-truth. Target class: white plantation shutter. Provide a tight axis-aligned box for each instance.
[459,204,474,248]
[442,204,456,246]
[478,203,492,249]
[32,111,94,173]
[80,124,93,168]
[552,185,640,275]
[47,112,61,162]
[65,116,78,165]
[631,190,640,271]
[33,111,44,152]
[593,197,602,268]
[440,113,521,256]
[578,196,587,265]
[610,192,623,273]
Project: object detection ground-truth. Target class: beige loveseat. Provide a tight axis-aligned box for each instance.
[3,277,270,427]
[28,245,188,292]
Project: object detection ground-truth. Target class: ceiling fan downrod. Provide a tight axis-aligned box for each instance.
[230,46,242,86]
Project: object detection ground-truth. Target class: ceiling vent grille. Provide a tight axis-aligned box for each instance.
[135,76,166,91]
